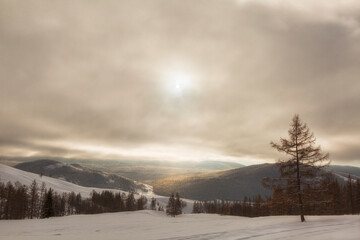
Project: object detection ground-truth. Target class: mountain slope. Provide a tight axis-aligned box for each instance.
[328,165,360,179]
[0,163,125,197]
[2,157,244,181]
[152,163,360,201]
[0,164,194,213]
[15,159,146,192]
[152,164,278,201]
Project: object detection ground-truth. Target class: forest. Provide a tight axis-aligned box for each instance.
[192,175,360,217]
[1,173,359,220]
[0,180,148,220]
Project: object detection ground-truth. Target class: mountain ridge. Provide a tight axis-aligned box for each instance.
[151,163,360,201]
[14,159,147,192]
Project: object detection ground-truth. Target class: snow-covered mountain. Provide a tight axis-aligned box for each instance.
[0,163,194,213]
[0,163,127,197]
[14,159,147,192]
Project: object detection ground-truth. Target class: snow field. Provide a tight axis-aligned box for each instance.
[0,211,359,240]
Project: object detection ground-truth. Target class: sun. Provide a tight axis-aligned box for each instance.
[165,70,193,96]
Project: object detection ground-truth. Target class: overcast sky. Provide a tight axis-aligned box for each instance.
[1,0,360,166]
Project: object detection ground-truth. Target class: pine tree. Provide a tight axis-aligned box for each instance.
[126,192,136,211]
[266,114,330,222]
[38,182,46,218]
[136,195,147,210]
[166,193,176,216]
[150,198,156,210]
[41,188,54,218]
[28,180,39,219]
[175,193,182,215]
[4,182,15,219]
[192,201,204,213]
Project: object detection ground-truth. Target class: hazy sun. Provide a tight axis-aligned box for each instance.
[165,70,194,96]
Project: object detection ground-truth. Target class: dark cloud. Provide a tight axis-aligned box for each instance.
[1,0,359,166]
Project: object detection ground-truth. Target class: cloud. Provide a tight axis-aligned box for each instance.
[0,0,359,166]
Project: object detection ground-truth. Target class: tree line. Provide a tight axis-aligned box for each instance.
[193,174,360,217]
[0,180,148,220]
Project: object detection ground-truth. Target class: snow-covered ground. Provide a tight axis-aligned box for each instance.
[0,164,194,212]
[0,210,359,240]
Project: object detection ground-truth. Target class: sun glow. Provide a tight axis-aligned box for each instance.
[164,69,195,97]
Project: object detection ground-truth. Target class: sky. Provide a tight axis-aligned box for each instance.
[1,0,360,166]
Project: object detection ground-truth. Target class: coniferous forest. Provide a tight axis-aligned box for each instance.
[1,174,359,220]
[0,180,148,220]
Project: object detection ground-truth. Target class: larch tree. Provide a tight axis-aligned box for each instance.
[267,114,330,222]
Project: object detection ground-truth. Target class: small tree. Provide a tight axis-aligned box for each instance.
[266,114,330,222]
[150,198,156,210]
[175,193,182,215]
[166,192,183,216]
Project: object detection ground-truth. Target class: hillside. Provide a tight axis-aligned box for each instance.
[0,210,359,240]
[0,164,194,213]
[152,163,360,201]
[2,157,244,181]
[0,163,125,198]
[15,159,147,192]
[328,165,360,179]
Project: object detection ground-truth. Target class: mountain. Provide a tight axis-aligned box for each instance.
[151,163,360,201]
[0,163,194,213]
[328,165,360,179]
[0,163,125,197]
[152,163,278,201]
[14,159,147,192]
[3,157,244,181]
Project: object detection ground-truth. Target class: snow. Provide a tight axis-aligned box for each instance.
[0,164,127,197]
[0,164,194,212]
[334,173,358,183]
[0,211,359,240]
[1,164,359,239]
[45,162,65,170]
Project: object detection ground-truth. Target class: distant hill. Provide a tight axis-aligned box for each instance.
[0,163,126,197]
[3,157,244,181]
[328,165,360,179]
[15,159,147,192]
[152,163,360,201]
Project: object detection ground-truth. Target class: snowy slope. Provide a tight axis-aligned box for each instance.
[0,163,127,197]
[0,210,359,240]
[0,164,194,212]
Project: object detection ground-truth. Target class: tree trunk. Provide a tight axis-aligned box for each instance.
[295,122,305,222]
